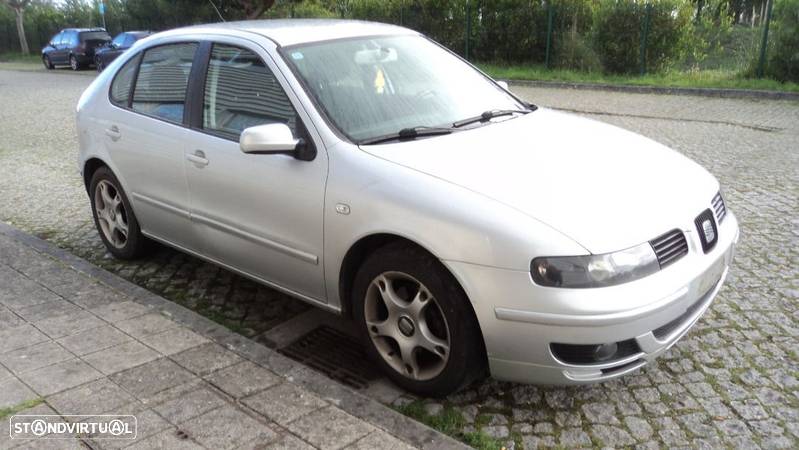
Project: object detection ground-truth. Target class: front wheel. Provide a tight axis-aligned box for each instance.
[352,243,486,396]
[95,57,104,72]
[69,55,80,71]
[89,167,150,259]
[42,55,54,70]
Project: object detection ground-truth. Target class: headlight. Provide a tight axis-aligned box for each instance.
[531,242,659,288]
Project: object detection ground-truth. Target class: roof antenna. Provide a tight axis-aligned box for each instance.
[208,0,226,22]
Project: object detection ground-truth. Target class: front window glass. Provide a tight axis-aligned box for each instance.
[286,35,523,142]
[203,44,297,140]
[132,43,197,123]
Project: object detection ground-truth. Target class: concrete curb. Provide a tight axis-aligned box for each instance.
[506,79,799,101]
[0,221,469,450]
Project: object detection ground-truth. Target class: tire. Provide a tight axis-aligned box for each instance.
[89,166,150,259]
[42,55,54,70]
[69,55,80,71]
[95,57,103,73]
[352,242,486,396]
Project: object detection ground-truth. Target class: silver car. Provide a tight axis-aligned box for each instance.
[77,19,739,395]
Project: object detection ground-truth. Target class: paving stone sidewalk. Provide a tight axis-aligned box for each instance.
[0,224,463,450]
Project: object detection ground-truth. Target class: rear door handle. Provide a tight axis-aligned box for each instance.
[105,125,121,141]
[186,150,209,167]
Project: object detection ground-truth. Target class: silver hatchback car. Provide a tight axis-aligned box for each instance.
[77,19,739,395]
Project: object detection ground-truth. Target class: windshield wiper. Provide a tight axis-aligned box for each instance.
[359,126,456,145]
[452,109,530,128]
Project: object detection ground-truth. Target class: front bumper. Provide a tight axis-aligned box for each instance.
[445,211,739,385]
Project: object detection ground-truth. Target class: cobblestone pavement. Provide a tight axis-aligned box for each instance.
[0,224,456,449]
[1,66,798,449]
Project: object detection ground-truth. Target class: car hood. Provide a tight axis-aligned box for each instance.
[360,108,718,254]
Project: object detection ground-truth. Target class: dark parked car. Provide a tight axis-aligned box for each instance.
[94,31,152,72]
[42,28,111,71]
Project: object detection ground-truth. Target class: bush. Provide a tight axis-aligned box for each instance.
[551,0,601,70]
[687,0,734,69]
[554,31,602,71]
[593,0,693,74]
[471,0,546,63]
[766,0,799,82]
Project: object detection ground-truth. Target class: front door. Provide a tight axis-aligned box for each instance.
[183,41,328,301]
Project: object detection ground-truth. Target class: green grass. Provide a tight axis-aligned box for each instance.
[477,63,799,93]
[394,400,507,450]
[0,52,41,64]
[0,398,45,420]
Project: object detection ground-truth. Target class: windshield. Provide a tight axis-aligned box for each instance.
[285,35,525,143]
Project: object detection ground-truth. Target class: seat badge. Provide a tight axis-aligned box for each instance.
[694,209,718,254]
[702,219,715,243]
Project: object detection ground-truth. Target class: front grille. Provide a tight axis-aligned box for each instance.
[649,229,688,268]
[712,192,727,224]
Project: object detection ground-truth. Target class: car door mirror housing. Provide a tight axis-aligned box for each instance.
[239,123,315,161]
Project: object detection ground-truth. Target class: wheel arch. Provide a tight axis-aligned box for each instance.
[338,232,489,377]
[83,157,108,193]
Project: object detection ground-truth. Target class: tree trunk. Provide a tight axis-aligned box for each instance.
[14,7,29,55]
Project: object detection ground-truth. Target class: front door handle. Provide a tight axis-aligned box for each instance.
[105,125,121,141]
[186,150,209,167]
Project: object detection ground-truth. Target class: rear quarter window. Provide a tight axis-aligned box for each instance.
[110,53,141,107]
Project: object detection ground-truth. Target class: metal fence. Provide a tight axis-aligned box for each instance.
[0,0,790,80]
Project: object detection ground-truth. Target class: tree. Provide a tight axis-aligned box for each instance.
[233,0,276,19]
[1,0,31,54]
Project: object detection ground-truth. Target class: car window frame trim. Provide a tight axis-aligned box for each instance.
[105,34,322,154]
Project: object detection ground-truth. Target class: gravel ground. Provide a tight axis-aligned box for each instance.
[0,65,797,449]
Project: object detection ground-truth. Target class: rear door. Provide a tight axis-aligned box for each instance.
[100,43,201,252]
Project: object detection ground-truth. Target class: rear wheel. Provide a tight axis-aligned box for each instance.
[352,242,486,396]
[42,55,54,70]
[89,167,150,259]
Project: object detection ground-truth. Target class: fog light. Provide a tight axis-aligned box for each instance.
[593,342,618,361]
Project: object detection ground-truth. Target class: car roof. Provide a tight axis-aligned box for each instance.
[63,28,107,33]
[122,31,152,37]
[168,19,416,47]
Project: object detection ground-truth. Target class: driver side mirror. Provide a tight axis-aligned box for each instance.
[240,123,316,161]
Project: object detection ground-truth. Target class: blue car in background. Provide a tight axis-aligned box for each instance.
[42,28,111,71]
[94,31,152,72]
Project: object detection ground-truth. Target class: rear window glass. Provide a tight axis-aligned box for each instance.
[132,43,197,123]
[80,31,111,42]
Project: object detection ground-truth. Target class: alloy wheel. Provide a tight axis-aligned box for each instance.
[364,271,451,381]
[70,56,78,71]
[94,180,129,249]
